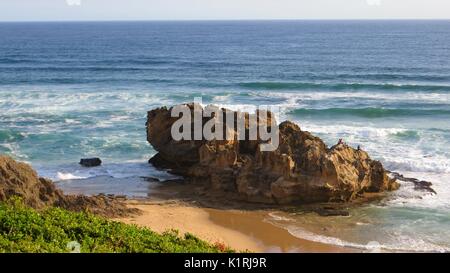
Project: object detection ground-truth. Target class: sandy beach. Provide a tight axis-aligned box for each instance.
[117,199,355,253]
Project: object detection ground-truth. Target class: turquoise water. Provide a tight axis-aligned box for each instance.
[0,21,449,251]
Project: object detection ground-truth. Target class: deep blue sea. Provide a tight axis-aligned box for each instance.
[1,21,449,252]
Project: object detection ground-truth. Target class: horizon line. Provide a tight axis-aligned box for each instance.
[1,18,450,23]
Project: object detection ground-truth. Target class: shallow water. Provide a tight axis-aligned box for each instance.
[1,20,449,252]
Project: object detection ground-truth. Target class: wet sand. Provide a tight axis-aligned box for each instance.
[118,200,355,253]
[206,208,355,253]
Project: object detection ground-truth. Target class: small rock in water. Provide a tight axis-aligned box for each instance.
[139,176,160,182]
[316,207,350,217]
[79,158,102,167]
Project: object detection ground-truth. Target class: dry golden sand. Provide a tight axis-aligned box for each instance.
[118,201,263,252]
[117,200,355,253]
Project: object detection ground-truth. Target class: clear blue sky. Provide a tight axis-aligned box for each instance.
[0,0,449,21]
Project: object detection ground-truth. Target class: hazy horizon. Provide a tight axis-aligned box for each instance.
[1,18,450,23]
[0,0,449,22]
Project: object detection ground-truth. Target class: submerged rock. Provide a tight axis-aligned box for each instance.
[146,104,400,204]
[0,155,137,217]
[387,171,436,194]
[79,158,102,167]
[315,207,350,217]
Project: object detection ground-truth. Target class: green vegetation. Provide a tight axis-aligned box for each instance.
[0,198,231,253]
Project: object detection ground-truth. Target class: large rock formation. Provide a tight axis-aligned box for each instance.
[146,104,399,204]
[0,155,137,217]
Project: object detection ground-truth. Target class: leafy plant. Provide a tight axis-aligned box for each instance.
[0,197,233,253]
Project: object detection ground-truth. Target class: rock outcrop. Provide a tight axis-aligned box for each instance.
[0,155,62,209]
[146,104,399,204]
[0,155,137,217]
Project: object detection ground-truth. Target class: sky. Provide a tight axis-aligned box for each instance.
[0,0,449,21]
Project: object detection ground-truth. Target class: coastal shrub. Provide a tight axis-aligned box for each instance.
[0,198,232,253]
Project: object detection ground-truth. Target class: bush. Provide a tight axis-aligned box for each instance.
[0,198,232,253]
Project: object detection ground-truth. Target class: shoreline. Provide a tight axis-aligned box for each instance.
[117,199,357,253]
[56,174,442,253]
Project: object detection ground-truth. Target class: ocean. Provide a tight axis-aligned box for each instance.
[0,20,449,252]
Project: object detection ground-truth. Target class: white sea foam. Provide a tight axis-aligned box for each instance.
[267,212,294,222]
[0,143,29,160]
[64,118,81,124]
[253,90,450,104]
[267,218,450,253]
[295,122,450,173]
[300,123,409,139]
[212,94,232,103]
[57,172,85,180]
[0,90,168,117]
[386,171,450,209]
[37,161,179,182]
